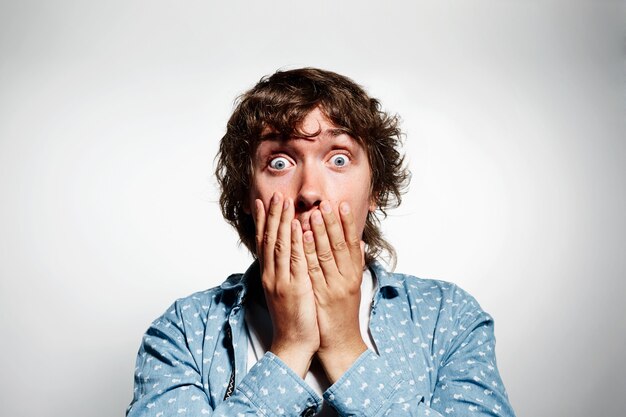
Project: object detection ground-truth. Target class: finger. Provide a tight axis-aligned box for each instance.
[254,199,266,265]
[290,219,307,280]
[303,229,326,289]
[275,197,294,281]
[319,200,353,277]
[310,209,339,278]
[262,192,283,277]
[339,202,363,269]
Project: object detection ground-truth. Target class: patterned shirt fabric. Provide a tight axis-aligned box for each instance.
[127,261,515,417]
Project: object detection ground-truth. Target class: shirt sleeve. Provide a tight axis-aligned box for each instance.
[126,303,322,417]
[323,297,515,416]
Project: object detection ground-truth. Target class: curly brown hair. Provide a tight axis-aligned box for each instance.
[215,67,409,267]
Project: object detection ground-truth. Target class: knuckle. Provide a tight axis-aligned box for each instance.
[263,233,275,247]
[290,252,302,264]
[274,239,287,253]
[261,274,273,288]
[332,240,348,252]
[348,237,361,248]
[336,284,358,298]
[273,285,288,299]
[307,263,322,275]
[317,249,334,263]
[347,281,360,294]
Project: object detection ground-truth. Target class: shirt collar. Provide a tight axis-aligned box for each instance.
[219,260,260,307]
[369,260,404,290]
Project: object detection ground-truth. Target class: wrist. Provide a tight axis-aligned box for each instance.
[317,340,367,383]
[270,344,316,378]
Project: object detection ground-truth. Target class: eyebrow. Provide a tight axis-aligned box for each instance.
[324,128,349,137]
[259,127,350,142]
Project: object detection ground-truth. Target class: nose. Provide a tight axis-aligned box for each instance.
[295,163,324,212]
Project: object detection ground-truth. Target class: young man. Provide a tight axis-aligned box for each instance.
[127,68,515,416]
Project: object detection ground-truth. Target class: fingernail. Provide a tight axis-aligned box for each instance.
[283,198,290,210]
[272,192,280,204]
[303,231,314,242]
[312,210,323,224]
[340,202,350,214]
[320,201,331,213]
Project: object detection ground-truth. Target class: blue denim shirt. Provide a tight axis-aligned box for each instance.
[127,262,515,417]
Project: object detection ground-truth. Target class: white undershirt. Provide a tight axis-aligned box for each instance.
[245,269,378,415]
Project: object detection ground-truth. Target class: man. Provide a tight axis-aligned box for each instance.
[127,68,515,416]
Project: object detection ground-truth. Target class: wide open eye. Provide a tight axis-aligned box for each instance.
[329,154,349,167]
[269,156,292,170]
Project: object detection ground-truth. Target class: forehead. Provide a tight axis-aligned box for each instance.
[260,107,339,136]
[255,107,365,153]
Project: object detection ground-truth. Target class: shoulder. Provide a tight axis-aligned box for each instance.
[371,262,492,332]
[403,273,483,313]
[374,265,497,363]
[372,262,484,311]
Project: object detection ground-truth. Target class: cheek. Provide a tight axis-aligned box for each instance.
[249,174,294,210]
[353,202,371,237]
[347,176,374,236]
[246,174,269,214]
[247,183,269,214]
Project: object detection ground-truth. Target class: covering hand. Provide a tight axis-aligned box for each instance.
[303,200,368,383]
[254,192,320,378]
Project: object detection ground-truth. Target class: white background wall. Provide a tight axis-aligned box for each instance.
[1,1,624,416]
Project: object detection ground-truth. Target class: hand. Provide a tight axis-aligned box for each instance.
[303,200,367,383]
[255,192,319,377]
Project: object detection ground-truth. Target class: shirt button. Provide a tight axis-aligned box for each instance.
[301,406,316,417]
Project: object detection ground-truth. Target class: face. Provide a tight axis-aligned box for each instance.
[249,107,375,236]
